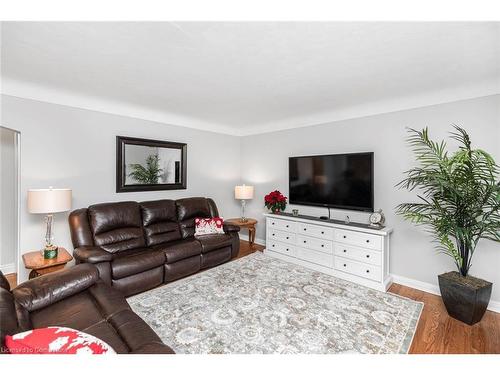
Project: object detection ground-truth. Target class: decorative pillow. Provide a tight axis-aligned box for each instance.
[194,217,224,236]
[5,327,116,354]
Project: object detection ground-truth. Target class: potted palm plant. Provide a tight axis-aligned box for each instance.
[397,125,499,325]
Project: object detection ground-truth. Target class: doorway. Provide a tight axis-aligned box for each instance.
[0,126,20,287]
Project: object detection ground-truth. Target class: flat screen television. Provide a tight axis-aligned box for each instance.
[289,152,374,212]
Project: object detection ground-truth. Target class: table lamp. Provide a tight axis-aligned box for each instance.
[27,187,72,259]
[234,184,254,222]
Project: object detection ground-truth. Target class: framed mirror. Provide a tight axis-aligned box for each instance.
[116,136,187,192]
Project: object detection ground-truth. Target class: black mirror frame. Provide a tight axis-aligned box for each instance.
[116,136,187,193]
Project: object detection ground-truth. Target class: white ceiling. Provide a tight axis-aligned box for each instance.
[1,22,499,135]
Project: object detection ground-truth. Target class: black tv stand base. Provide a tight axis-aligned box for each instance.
[319,216,329,220]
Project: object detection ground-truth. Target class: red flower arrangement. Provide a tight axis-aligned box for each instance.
[264,190,287,214]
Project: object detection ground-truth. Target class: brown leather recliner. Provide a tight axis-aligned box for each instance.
[68,197,240,297]
[0,266,174,354]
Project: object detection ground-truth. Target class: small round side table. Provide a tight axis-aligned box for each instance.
[225,218,257,245]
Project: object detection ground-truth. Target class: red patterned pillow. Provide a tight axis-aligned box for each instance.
[5,327,115,354]
[194,217,224,236]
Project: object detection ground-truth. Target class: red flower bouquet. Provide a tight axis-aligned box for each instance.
[264,190,287,214]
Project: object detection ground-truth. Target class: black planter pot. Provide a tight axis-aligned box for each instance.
[438,271,492,325]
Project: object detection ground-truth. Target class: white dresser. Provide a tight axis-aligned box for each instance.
[264,213,393,291]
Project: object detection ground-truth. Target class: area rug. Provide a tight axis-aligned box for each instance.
[128,252,423,354]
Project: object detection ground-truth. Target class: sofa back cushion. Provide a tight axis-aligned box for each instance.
[88,202,145,253]
[140,200,182,246]
[176,197,212,239]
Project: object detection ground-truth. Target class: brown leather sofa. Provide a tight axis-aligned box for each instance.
[68,197,240,296]
[0,265,174,354]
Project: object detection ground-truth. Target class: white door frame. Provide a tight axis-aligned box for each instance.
[0,125,21,282]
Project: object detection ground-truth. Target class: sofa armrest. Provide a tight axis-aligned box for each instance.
[74,246,113,264]
[223,223,240,233]
[12,264,99,312]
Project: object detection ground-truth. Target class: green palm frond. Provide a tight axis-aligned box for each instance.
[128,154,164,184]
[396,125,500,277]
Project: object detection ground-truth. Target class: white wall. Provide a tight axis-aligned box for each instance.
[0,95,242,282]
[0,127,18,272]
[240,95,500,302]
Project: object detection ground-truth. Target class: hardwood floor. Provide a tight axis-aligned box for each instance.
[237,239,500,354]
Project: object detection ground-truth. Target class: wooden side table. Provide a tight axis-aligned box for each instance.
[225,218,258,245]
[22,247,73,279]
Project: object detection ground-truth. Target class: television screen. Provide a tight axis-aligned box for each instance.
[289,152,373,212]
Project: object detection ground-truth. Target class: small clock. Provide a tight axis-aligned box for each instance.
[369,209,385,228]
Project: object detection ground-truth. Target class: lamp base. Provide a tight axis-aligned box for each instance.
[43,245,58,259]
[240,217,248,223]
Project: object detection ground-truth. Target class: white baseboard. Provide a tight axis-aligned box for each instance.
[391,274,500,313]
[238,234,266,247]
[0,263,16,275]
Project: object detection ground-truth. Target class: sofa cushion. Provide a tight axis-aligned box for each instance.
[88,202,145,253]
[140,200,182,246]
[201,247,232,269]
[108,309,167,352]
[196,234,233,253]
[176,198,212,238]
[83,321,129,353]
[29,290,104,331]
[111,267,163,297]
[111,249,166,279]
[153,238,202,264]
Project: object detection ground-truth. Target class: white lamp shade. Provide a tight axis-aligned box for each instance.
[28,188,72,214]
[235,185,254,200]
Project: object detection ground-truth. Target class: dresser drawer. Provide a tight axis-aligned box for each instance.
[267,218,297,232]
[334,244,382,266]
[296,247,334,267]
[268,229,296,244]
[267,240,296,257]
[298,223,333,240]
[334,256,381,282]
[297,234,333,254]
[334,229,382,250]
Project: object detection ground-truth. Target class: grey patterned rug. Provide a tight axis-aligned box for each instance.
[128,252,423,354]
